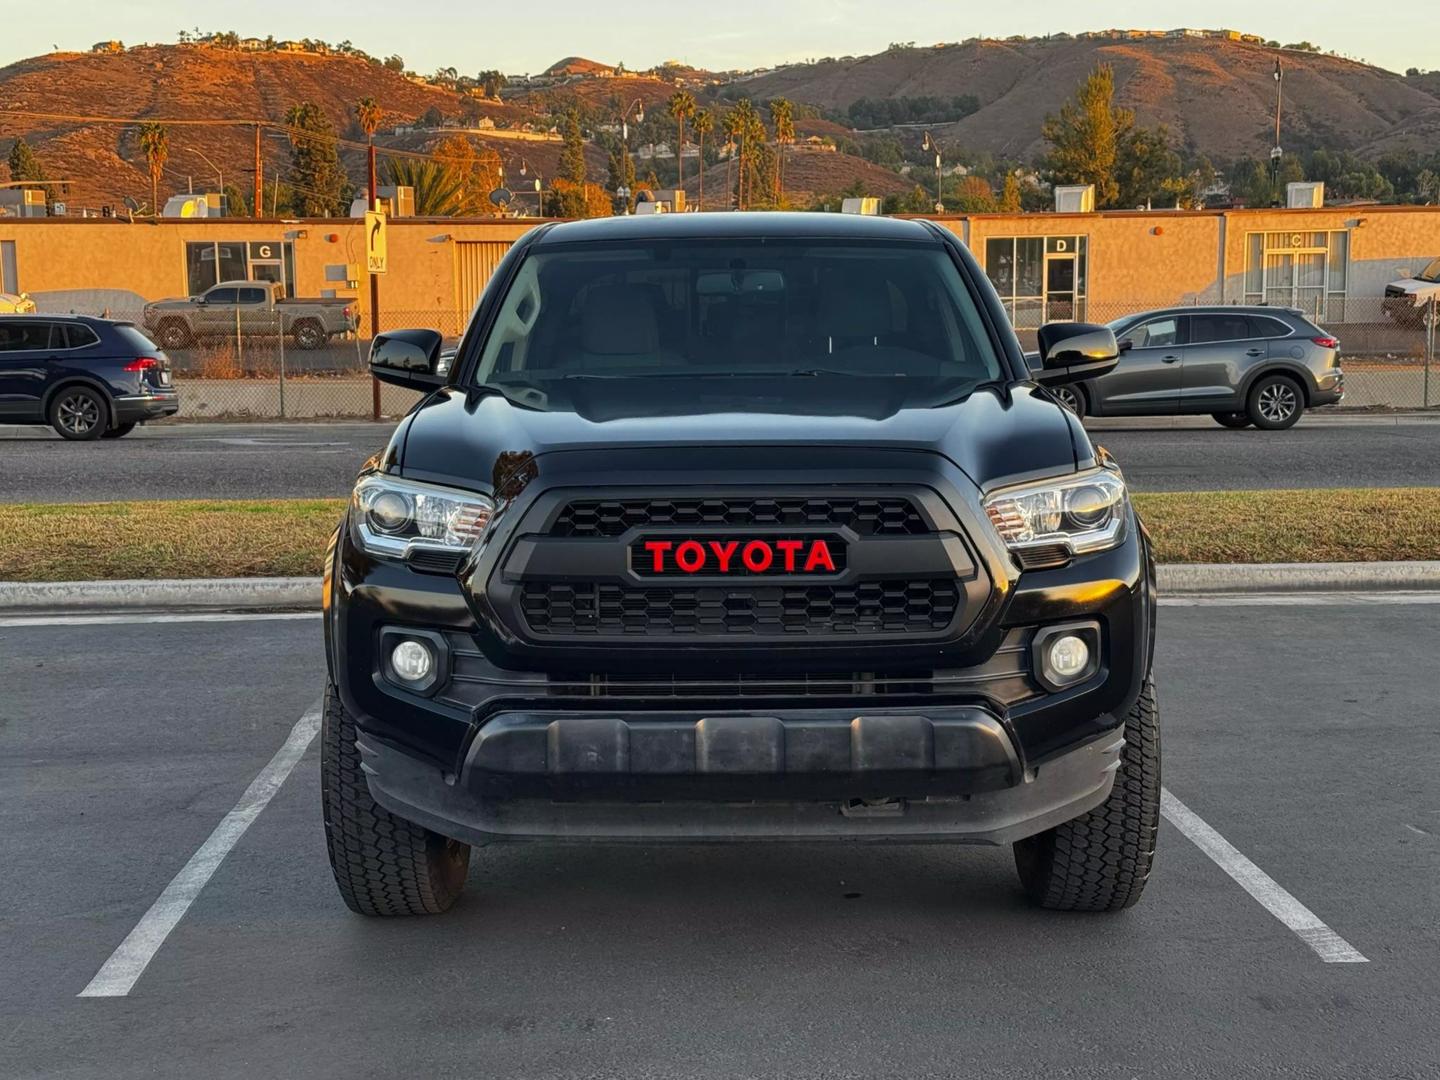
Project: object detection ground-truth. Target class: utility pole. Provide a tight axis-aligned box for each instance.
[369,139,380,421]
[1270,59,1284,201]
[253,124,263,218]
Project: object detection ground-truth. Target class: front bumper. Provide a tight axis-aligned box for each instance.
[357,714,1125,845]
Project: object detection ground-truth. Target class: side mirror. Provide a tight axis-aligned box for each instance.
[370,328,447,391]
[1032,322,1120,386]
[1117,338,1134,353]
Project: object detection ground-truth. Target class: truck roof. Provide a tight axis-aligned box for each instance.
[532,211,939,246]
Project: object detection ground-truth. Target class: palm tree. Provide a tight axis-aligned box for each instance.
[728,99,762,209]
[692,108,713,210]
[721,107,742,210]
[137,122,168,215]
[383,158,463,216]
[667,90,695,192]
[354,96,382,141]
[769,99,795,205]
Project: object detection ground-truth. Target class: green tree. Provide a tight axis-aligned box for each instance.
[999,171,1022,212]
[432,134,503,215]
[477,70,507,98]
[1114,125,1184,209]
[283,102,350,216]
[137,122,169,215]
[384,158,463,216]
[725,99,765,209]
[1041,64,1131,208]
[692,108,714,209]
[559,109,587,185]
[6,136,54,210]
[769,98,795,204]
[667,90,696,191]
[382,54,404,71]
[220,181,250,216]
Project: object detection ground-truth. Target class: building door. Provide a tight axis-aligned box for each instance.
[1044,254,1077,323]
[455,241,512,318]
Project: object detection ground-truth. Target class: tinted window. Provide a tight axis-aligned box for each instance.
[0,320,54,351]
[114,325,162,353]
[1126,317,1180,349]
[1248,315,1290,339]
[473,240,1005,412]
[62,324,100,348]
[237,287,268,304]
[1191,313,1252,344]
[207,288,239,304]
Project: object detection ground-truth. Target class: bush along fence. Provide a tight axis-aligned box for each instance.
[43,296,1440,420]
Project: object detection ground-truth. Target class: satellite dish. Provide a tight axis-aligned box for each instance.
[123,196,140,211]
[489,188,513,206]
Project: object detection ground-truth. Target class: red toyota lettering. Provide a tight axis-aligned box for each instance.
[776,539,804,571]
[708,539,740,572]
[804,540,837,573]
[675,540,706,573]
[643,540,672,572]
[742,540,774,572]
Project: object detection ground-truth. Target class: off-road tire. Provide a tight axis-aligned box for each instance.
[1013,680,1160,912]
[155,320,192,350]
[1212,412,1252,429]
[292,320,327,350]
[320,684,470,916]
[102,422,138,439]
[1246,374,1304,431]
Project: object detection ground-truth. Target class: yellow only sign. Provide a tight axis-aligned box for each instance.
[365,210,387,275]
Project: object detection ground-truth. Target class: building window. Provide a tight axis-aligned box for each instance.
[1244,231,1349,321]
[184,241,295,297]
[984,235,1087,327]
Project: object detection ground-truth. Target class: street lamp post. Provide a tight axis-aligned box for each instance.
[922,131,943,214]
[187,147,224,202]
[520,158,544,217]
[1270,59,1285,201]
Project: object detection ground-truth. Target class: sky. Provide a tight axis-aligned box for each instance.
[5,0,1434,75]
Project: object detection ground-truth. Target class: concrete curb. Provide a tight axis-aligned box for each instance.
[3,562,1440,614]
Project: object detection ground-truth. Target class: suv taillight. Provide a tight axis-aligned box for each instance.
[123,357,160,371]
[1311,336,1339,349]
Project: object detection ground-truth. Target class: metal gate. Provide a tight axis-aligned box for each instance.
[455,241,512,314]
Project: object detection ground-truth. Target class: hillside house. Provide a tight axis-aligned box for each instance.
[90,41,124,54]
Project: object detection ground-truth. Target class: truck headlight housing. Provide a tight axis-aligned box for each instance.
[983,469,1127,560]
[351,475,494,559]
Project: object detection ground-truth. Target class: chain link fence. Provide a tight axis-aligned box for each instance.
[47,296,1440,420]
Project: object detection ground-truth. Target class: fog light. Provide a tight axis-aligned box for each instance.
[1046,634,1090,681]
[391,640,434,683]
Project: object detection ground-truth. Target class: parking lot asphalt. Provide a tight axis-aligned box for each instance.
[2,598,1436,1079]
[3,413,1439,503]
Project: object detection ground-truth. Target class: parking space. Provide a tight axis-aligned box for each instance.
[2,600,1437,1078]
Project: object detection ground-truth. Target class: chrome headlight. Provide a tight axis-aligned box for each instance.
[351,475,494,559]
[983,469,1128,558]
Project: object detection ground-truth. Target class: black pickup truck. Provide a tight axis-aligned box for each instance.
[322,213,1159,918]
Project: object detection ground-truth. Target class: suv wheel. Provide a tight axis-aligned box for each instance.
[320,684,471,916]
[1247,374,1304,430]
[292,320,326,350]
[1052,385,1086,420]
[49,386,108,441]
[1212,412,1252,429]
[1013,679,1160,911]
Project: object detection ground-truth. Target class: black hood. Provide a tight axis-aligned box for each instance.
[392,382,1082,496]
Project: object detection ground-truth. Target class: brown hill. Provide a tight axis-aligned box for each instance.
[682,147,913,207]
[0,44,519,210]
[732,37,1440,162]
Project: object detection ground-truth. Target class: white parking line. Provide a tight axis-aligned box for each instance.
[1160,591,1440,607]
[78,701,323,998]
[0,611,320,628]
[1161,788,1368,964]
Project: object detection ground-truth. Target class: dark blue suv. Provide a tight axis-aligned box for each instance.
[0,315,178,439]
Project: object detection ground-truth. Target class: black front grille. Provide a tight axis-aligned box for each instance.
[520,580,960,637]
[551,496,927,538]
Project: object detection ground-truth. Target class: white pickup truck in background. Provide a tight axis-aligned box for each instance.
[1383,258,1440,326]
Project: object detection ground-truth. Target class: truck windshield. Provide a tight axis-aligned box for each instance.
[1417,258,1440,283]
[472,239,1006,410]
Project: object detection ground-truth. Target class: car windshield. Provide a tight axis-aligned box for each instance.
[1416,258,1440,283]
[471,239,1005,411]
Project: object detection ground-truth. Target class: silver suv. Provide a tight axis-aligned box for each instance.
[1041,306,1344,430]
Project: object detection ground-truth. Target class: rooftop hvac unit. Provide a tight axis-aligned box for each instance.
[0,189,49,217]
[1054,185,1095,213]
[1286,182,1324,209]
[841,197,881,216]
[161,195,212,218]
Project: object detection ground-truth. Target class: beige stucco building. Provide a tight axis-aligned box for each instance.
[2,206,1437,331]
